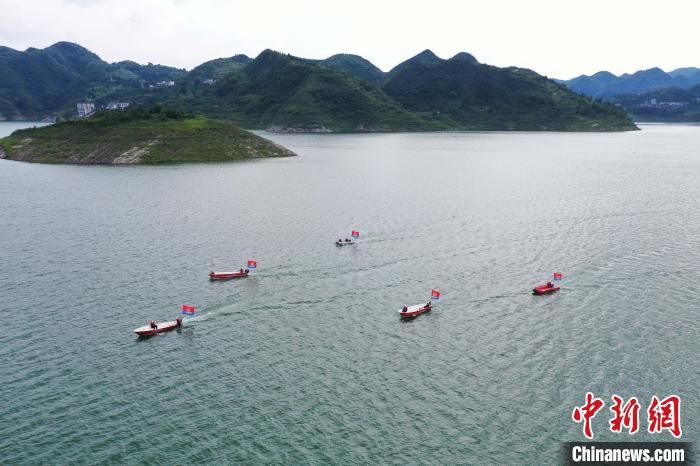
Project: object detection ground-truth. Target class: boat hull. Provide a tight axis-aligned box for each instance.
[335,241,355,246]
[532,285,560,295]
[399,304,432,318]
[209,271,249,280]
[134,320,181,337]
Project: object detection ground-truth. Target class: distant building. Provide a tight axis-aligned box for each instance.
[639,99,688,109]
[77,102,96,118]
[105,102,130,110]
[202,78,216,85]
[148,80,176,89]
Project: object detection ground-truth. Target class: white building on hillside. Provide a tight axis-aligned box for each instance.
[77,102,95,118]
[149,81,176,89]
[105,102,130,110]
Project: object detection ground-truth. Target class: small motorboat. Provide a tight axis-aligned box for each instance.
[398,302,432,318]
[134,317,183,337]
[335,239,355,246]
[532,283,560,295]
[209,270,249,280]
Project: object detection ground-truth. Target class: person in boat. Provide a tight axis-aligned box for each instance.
[338,238,342,243]
[345,238,351,242]
[239,268,244,273]
[546,281,554,288]
[245,268,249,273]
[402,306,408,313]
[176,317,183,327]
[149,321,157,329]
[426,302,431,309]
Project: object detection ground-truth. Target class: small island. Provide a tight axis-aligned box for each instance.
[0,106,295,164]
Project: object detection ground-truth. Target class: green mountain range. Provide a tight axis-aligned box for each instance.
[383,51,636,131]
[0,42,185,120]
[181,50,437,132]
[0,42,637,132]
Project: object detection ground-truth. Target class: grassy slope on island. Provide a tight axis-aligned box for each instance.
[383,51,638,131]
[185,50,442,132]
[0,106,295,164]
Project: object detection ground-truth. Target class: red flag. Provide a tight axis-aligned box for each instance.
[182,304,195,314]
[431,289,441,300]
[351,230,360,238]
[553,272,563,280]
[247,260,257,269]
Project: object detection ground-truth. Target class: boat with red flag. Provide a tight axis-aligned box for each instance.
[532,283,560,295]
[532,273,562,295]
[209,260,256,280]
[399,289,440,318]
[133,304,196,337]
[336,230,360,246]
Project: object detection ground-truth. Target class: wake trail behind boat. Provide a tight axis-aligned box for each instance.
[183,313,208,324]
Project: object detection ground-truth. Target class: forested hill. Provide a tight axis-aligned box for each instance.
[0,42,184,120]
[382,51,637,131]
[1,42,637,132]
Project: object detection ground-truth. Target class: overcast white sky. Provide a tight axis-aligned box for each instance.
[1,0,698,79]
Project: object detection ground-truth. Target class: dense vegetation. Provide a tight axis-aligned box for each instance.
[562,66,700,121]
[0,42,185,120]
[0,41,638,132]
[383,53,637,131]
[181,50,440,131]
[0,106,294,164]
[386,49,445,79]
[610,84,700,121]
[317,54,386,85]
[187,55,252,80]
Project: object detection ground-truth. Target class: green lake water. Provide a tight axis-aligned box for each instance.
[1,123,697,464]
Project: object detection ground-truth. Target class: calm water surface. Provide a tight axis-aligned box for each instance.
[1,122,697,464]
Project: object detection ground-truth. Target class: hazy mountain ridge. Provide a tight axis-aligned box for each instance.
[563,67,700,98]
[608,84,700,122]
